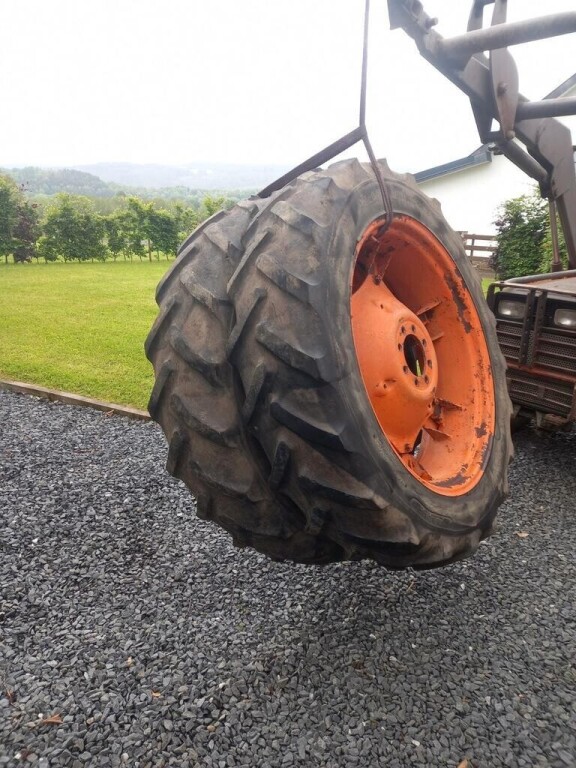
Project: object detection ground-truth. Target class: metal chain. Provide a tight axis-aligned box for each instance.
[259,0,395,216]
[360,0,394,235]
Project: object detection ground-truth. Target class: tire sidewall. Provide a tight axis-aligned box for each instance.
[313,173,510,531]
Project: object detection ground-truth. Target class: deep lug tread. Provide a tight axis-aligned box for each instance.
[256,251,320,303]
[227,229,271,296]
[188,465,250,499]
[304,507,327,536]
[170,393,238,447]
[241,363,272,425]
[180,270,230,315]
[268,440,291,490]
[226,288,266,357]
[330,505,420,545]
[170,331,227,388]
[270,399,345,451]
[148,362,174,420]
[156,207,235,302]
[297,466,385,511]
[203,220,242,254]
[219,499,298,538]
[156,245,198,303]
[177,209,228,254]
[255,323,324,380]
[166,428,187,477]
[146,195,311,546]
[145,297,180,358]
[271,200,330,233]
[195,492,214,521]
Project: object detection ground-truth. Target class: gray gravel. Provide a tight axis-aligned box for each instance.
[1,391,575,768]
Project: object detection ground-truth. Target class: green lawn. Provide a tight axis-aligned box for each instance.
[0,261,170,410]
[0,262,496,411]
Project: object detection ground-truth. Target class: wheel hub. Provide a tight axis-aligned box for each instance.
[352,278,438,454]
[350,215,495,496]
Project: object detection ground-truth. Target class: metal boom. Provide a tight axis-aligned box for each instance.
[388,0,576,268]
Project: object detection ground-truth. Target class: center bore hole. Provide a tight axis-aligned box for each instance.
[404,334,426,377]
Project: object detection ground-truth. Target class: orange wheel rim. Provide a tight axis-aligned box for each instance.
[351,216,495,496]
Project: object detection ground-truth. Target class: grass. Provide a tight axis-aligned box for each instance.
[0,263,497,411]
[0,261,170,410]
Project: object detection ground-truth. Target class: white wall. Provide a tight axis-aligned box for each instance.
[417,107,576,235]
[417,153,535,235]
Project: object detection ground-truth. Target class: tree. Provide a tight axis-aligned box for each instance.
[37,194,105,262]
[80,210,105,262]
[120,197,147,261]
[36,234,59,262]
[103,213,128,261]
[0,179,233,264]
[13,198,40,262]
[200,194,227,219]
[116,198,179,260]
[173,202,200,243]
[0,175,21,263]
[147,208,179,259]
[492,192,548,279]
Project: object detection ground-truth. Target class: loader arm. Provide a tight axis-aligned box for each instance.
[388,0,576,268]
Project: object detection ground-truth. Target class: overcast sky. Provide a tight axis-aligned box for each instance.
[1,0,574,174]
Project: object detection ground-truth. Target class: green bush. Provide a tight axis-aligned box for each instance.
[492,191,568,279]
[492,193,548,279]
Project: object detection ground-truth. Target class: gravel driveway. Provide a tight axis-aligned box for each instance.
[1,391,575,768]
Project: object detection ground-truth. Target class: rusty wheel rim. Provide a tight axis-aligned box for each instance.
[351,216,495,496]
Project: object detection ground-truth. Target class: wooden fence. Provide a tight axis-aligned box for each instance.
[458,232,497,278]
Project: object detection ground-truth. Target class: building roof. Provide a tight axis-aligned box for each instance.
[545,73,576,100]
[414,146,492,184]
[414,73,576,184]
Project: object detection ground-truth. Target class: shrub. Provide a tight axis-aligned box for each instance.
[492,192,548,279]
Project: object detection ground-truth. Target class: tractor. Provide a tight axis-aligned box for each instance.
[145,0,576,568]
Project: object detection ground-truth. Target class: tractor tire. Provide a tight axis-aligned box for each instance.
[146,159,512,568]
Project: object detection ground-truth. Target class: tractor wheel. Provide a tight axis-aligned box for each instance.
[146,159,512,568]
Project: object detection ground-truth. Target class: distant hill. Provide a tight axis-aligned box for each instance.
[3,162,292,198]
[3,166,113,197]
[71,162,290,190]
